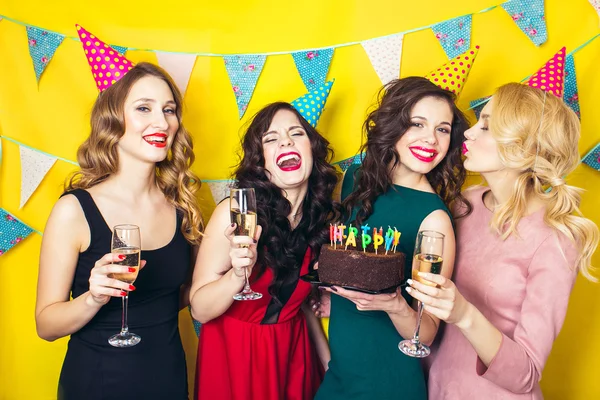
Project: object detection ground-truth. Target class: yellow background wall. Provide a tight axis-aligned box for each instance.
[1,0,599,398]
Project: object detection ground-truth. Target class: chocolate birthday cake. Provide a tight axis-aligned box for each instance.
[318,246,405,292]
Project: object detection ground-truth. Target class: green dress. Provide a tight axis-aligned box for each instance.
[315,164,451,400]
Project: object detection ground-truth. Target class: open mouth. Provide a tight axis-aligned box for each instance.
[276,152,302,171]
[409,146,438,163]
[143,133,167,148]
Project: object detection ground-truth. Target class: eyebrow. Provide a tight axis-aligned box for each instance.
[134,98,176,106]
[263,125,305,136]
[411,115,451,126]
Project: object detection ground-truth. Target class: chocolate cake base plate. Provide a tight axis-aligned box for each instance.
[300,270,402,295]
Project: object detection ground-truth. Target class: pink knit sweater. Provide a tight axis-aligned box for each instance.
[428,187,578,399]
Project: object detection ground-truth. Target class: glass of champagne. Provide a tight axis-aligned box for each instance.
[230,188,262,301]
[108,224,142,347]
[398,230,444,358]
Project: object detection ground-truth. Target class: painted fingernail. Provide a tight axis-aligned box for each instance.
[129,285,136,291]
[118,254,126,260]
[330,287,338,292]
[417,272,427,277]
[128,267,136,272]
[253,239,258,243]
[407,279,414,285]
[231,223,235,227]
[406,287,412,293]
[120,291,127,296]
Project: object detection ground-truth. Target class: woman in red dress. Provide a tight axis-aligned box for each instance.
[190,85,338,400]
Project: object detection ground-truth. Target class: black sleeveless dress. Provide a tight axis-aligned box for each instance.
[57,189,190,400]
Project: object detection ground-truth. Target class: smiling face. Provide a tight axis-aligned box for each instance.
[393,96,453,176]
[462,100,505,173]
[118,75,179,163]
[261,109,313,191]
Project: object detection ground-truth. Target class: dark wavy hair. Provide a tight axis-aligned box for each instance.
[344,77,471,224]
[234,102,340,305]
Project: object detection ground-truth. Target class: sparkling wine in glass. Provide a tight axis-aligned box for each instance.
[230,188,262,301]
[398,230,444,358]
[108,224,142,347]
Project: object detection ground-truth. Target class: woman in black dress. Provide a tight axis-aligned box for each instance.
[35,25,202,400]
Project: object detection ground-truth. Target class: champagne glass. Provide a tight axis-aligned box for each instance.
[398,230,444,358]
[108,224,142,347]
[230,188,262,301]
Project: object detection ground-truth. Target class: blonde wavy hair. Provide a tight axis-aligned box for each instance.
[66,62,203,244]
[489,82,598,280]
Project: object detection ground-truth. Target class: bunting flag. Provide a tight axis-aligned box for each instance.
[156,52,197,96]
[26,26,64,83]
[470,96,490,119]
[0,209,34,257]
[207,181,234,204]
[588,1,600,25]
[361,34,405,85]
[110,44,128,55]
[582,143,600,172]
[336,154,364,172]
[291,48,334,92]
[431,15,472,59]
[189,306,201,337]
[223,55,267,118]
[501,0,547,46]
[563,54,581,118]
[19,146,57,208]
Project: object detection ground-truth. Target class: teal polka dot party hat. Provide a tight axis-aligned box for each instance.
[291,80,334,128]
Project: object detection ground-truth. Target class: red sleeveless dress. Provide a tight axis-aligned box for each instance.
[195,249,324,400]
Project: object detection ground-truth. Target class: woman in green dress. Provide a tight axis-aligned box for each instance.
[315,76,471,399]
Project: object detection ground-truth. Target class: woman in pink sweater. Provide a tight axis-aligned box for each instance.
[407,82,599,399]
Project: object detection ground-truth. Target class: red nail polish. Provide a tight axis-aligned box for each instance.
[120,291,127,296]
[231,223,236,227]
[128,267,136,272]
[118,254,126,260]
[129,285,136,291]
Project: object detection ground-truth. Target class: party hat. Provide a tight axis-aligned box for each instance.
[425,45,479,97]
[291,80,334,127]
[75,24,134,92]
[524,47,566,98]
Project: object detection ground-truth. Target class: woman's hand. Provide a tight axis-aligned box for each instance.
[322,286,411,316]
[225,223,263,280]
[309,289,331,318]
[88,253,147,306]
[406,272,472,329]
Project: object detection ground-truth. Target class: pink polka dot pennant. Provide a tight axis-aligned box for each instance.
[525,47,566,98]
[75,24,134,92]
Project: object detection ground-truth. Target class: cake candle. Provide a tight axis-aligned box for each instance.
[384,227,395,255]
[360,224,371,253]
[345,229,356,249]
[330,224,334,246]
[392,228,401,253]
[373,227,384,254]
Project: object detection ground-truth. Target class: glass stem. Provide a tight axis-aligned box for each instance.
[121,293,130,335]
[242,267,252,294]
[413,300,424,342]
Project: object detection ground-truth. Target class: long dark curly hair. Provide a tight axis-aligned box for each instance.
[344,77,471,224]
[234,102,340,305]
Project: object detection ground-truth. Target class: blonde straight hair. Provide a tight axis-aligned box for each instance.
[489,83,598,280]
[66,62,203,244]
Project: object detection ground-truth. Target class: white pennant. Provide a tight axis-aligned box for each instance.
[361,34,405,85]
[155,52,197,96]
[19,146,57,208]
[207,181,234,205]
